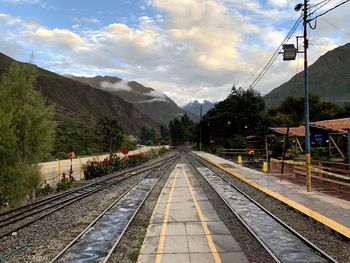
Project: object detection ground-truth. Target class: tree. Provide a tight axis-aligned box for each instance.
[201,86,265,148]
[267,94,342,126]
[181,113,195,142]
[0,62,55,205]
[96,117,123,153]
[169,119,185,146]
[139,126,156,145]
[159,123,170,144]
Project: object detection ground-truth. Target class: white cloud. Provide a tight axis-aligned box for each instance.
[26,28,86,51]
[71,17,100,25]
[2,0,39,4]
[100,80,131,92]
[134,97,168,103]
[147,89,166,99]
[0,0,349,105]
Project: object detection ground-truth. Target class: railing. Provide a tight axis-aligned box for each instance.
[270,158,350,201]
[218,148,266,158]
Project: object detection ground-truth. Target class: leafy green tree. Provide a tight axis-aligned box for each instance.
[181,113,195,142]
[160,123,170,144]
[201,86,265,148]
[337,102,350,118]
[169,119,185,146]
[267,94,342,126]
[96,117,123,153]
[0,62,55,205]
[139,126,156,145]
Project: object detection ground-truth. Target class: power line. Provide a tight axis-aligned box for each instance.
[309,0,333,15]
[320,16,350,37]
[248,0,349,90]
[249,15,303,89]
[308,0,350,21]
[310,0,332,8]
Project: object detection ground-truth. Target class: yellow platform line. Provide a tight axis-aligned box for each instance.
[155,170,179,263]
[199,155,350,240]
[184,169,222,263]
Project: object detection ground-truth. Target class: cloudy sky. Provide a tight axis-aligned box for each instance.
[1,0,349,105]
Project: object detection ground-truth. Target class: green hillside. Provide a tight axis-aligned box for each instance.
[0,53,159,157]
[264,42,350,106]
[70,75,199,124]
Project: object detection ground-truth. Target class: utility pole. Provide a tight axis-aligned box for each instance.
[199,105,202,151]
[303,0,312,192]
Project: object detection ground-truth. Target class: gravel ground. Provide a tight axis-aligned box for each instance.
[185,156,275,263]
[0,153,175,263]
[191,154,350,263]
[107,159,176,263]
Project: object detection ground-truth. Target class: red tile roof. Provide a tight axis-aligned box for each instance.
[269,126,305,137]
[269,117,350,136]
[310,117,350,133]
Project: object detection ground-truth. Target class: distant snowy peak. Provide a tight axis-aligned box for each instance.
[182,100,215,116]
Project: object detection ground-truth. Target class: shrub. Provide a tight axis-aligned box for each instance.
[287,146,300,160]
[36,183,54,197]
[84,153,149,179]
[311,147,329,161]
[0,187,8,207]
[56,178,74,192]
[25,164,42,200]
[159,147,168,155]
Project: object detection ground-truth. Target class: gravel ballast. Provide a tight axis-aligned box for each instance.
[107,159,176,263]
[185,156,275,263]
[0,154,175,263]
[192,154,350,263]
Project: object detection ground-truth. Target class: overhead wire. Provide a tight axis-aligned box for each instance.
[248,0,349,90]
[309,0,333,16]
[248,15,303,90]
[308,0,350,21]
[320,17,350,37]
[309,0,332,8]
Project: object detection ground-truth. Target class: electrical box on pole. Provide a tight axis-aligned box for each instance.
[282,44,297,60]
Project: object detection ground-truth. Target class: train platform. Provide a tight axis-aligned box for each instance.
[194,151,350,239]
[137,163,248,263]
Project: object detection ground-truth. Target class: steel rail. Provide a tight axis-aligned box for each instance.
[0,153,180,239]
[51,154,179,263]
[0,153,177,219]
[0,155,176,227]
[186,152,337,263]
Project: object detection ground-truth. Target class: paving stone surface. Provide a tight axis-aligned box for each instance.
[137,163,248,263]
[195,151,350,229]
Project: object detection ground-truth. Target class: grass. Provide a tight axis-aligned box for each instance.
[128,246,141,263]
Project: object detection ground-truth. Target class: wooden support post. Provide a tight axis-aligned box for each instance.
[265,137,269,175]
[79,157,82,180]
[57,159,61,182]
[347,130,350,166]
[330,135,345,158]
[296,138,303,151]
[281,127,289,175]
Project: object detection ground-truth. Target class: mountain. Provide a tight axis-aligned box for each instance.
[182,100,215,116]
[0,52,159,155]
[264,42,350,106]
[69,76,199,124]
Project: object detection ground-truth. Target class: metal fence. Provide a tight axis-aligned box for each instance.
[270,158,350,201]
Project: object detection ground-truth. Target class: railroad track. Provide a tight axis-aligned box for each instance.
[0,153,180,239]
[51,152,178,263]
[186,152,338,263]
